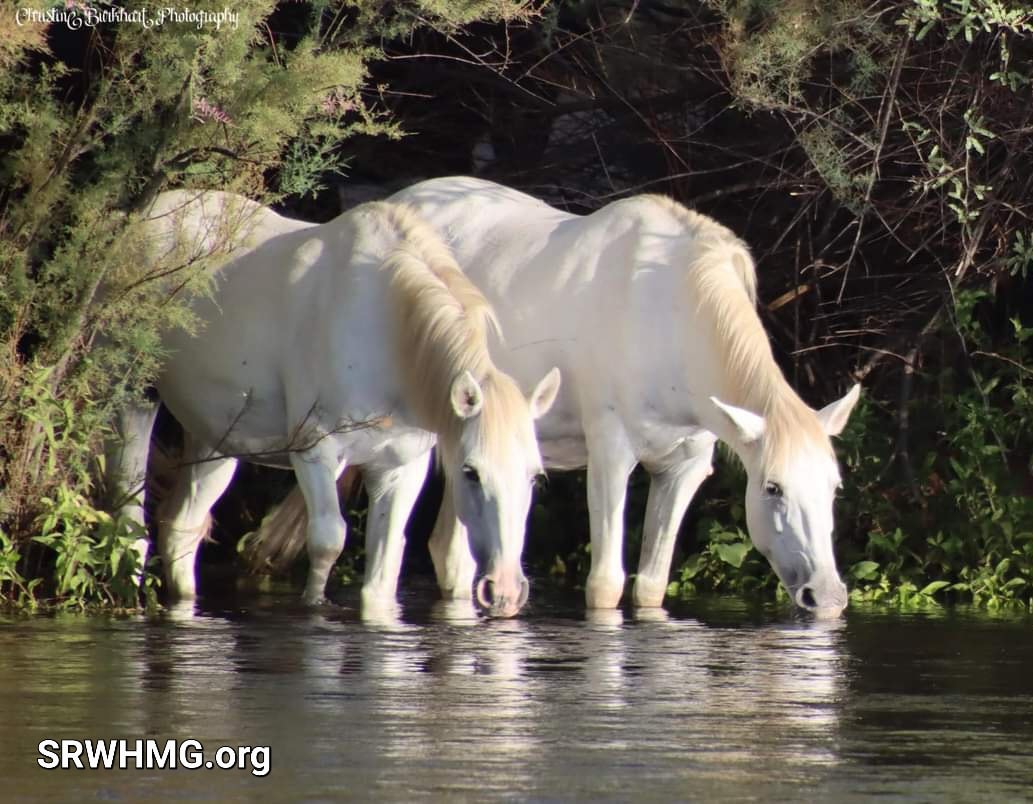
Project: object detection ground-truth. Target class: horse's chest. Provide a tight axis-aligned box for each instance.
[324,422,434,468]
[633,419,716,471]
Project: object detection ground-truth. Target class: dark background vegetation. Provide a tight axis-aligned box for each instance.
[2,0,1032,609]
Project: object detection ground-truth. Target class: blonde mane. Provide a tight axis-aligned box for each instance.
[371,202,530,461]
[644,195,830,472]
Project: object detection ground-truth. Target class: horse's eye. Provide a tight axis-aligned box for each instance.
[462,464,480,484]
[765,481,783,498]
[532,472,548,490]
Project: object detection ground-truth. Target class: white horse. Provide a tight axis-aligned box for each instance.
[385,177,860,617]
[106,190,560,616]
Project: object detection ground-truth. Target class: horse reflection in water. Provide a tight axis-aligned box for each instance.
[320,598,543,794]
[678,618,847,773]
[107,191,560,617]
[323,600,847,795]
[144,603,254,738]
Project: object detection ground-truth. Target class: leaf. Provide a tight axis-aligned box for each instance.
[916,20,936,40]
[850,560,880,580]
[714,542,749,568]
[679,555,704,580]
[920,580,951,596]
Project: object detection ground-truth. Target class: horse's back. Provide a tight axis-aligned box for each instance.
[150,196,433,464]
[389,177,758,465]
[393,178,573,270]
[144,190,315,268]
[396,176,565,224]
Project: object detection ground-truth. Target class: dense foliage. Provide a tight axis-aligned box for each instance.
[351,0,1032,609]
[0,0,532,608]
[1,0,1031,610]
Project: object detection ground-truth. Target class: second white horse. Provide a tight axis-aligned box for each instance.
[393,177,858,616]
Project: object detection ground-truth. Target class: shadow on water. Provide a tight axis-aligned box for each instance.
[0,578,1031,802]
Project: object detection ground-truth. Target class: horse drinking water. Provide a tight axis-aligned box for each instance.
[387,177,859,617]
[107,190,560,616]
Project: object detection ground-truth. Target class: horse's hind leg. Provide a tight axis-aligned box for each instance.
[157,435,238,599]
[428,476,476,600]
[632,438,716,608]
[290,441,347,605]
[361,451,431,610]
[105,401,160,578]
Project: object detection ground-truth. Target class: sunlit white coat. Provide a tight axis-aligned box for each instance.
[390,177,859,616]
[107,190,560,616]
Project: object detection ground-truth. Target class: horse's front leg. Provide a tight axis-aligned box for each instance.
[632,438,716,608]
[290,441,348,605]
[360,451,432,609]
[157,435,238,599]
[428,476,477,600]
[584,424,637,609]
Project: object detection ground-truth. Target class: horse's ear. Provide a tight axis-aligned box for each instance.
[450,371,484,419]
[529,367,561,420]
[710,397,765,444]
[816,384,861,437]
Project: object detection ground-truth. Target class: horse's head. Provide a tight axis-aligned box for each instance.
[442,366,561,618]
[711,385,860,619]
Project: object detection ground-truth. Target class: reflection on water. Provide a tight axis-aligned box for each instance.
[0,582,1031,802]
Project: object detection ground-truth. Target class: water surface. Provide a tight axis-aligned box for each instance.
[1,581,1031,802]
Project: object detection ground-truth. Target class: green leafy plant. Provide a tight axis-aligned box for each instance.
[0,529,41,608]
[0,1,535,609]
[33,487,158,610]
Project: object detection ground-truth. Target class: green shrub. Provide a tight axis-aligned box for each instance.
[0,0,534,609]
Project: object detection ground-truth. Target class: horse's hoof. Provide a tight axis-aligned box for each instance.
[631,576,668,608]
[585,575,624,609]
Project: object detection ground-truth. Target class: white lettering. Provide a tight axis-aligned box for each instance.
[37,740,59,769]
[250,745,270,777]
[119,739,143,768]
[84,740,118,769]
[179,739,204,769]
[214,746,235,770]
[146,739,177,770]
[62,741,84,769]
[36,738,270,774]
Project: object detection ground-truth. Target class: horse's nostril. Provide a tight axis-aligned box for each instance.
[475,577,495,609]
[799,586,818,609]
[517,578,530,610]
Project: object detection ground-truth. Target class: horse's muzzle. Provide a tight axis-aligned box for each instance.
[475,575,530,618]
[793,577,848,619]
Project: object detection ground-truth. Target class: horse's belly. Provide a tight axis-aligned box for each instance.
[158,374,289,455]
[539,437,589,471]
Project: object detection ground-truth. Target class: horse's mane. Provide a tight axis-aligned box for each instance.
[371,202,529,461]
[642,195,831,472]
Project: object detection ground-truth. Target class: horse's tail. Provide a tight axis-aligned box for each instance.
[149,438,214,545]
[243,467,363,574]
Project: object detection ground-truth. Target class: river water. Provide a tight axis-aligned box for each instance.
[1,579,1031,802]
